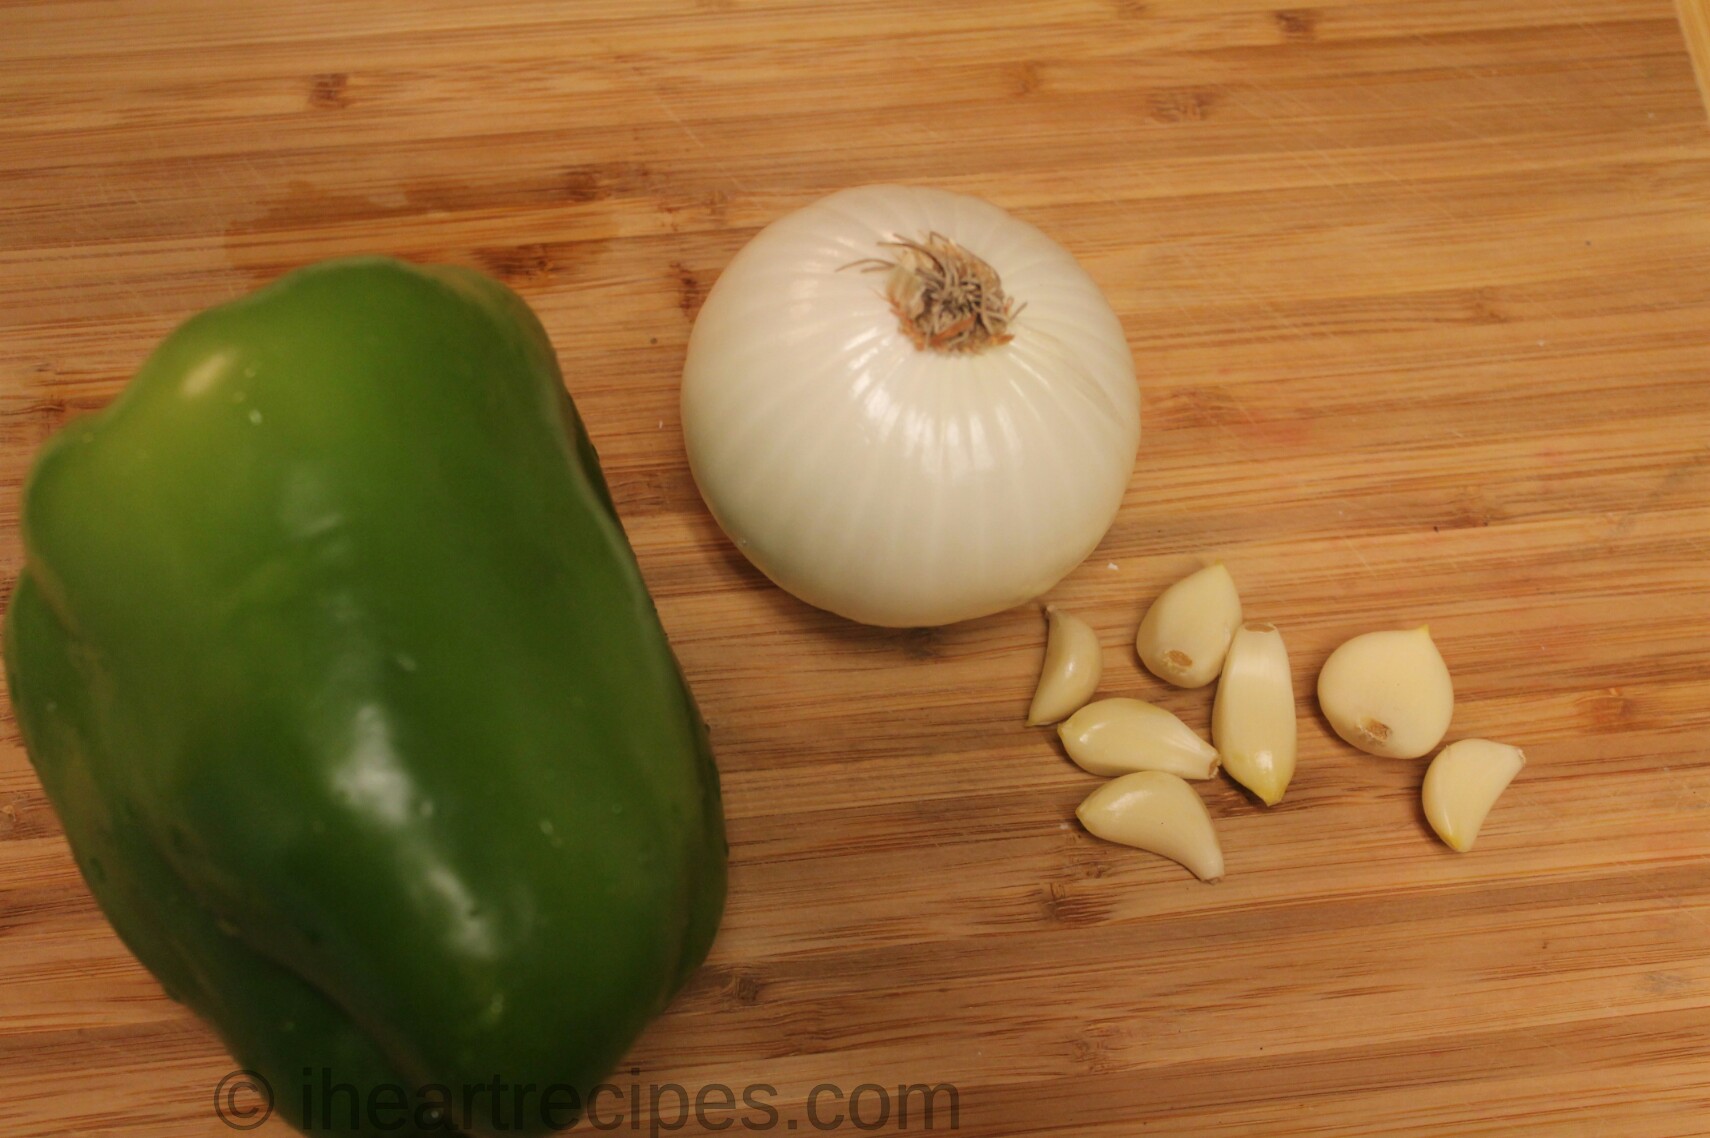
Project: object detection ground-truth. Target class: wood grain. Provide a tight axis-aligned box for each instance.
[4,2,1710,1135]
[1681,0,1710,114]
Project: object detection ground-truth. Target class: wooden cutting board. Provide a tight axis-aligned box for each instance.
[4,2,1709,1135]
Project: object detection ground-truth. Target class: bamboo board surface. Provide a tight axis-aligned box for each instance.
[4,2,1710,1135]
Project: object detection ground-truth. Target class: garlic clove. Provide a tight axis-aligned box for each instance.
[1076,771,1225,881]
[1135,563,1243,688]
[1026,606,1102,726]
[1422,738,1526,852]
[1211,621,1297,806]
[1317,626,1454,758]
[1058,698,1221,780]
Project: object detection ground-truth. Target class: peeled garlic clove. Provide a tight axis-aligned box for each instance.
[1076,771,1225,881]
[1135,563,1242,688]
[1317,626,1454,758]
[1423,738,1526,852]
[1211,621,1297,806]
[1026,606,1102,726]
[1058,698,1221,780]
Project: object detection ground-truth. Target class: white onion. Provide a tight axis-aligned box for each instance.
[681,185,1139,627]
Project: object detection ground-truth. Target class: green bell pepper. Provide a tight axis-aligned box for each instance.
[3,257,727,1137]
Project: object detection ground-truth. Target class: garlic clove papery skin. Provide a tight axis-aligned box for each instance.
[681,185,1140,628]
[1423,739,1526,852]
[1211,622,1297,806]
[1317,626,1454,758]
[1027,607,1102,726]
[1057,698,1221,779]
[1136,563,1242,688]
[1076,771,1225,881]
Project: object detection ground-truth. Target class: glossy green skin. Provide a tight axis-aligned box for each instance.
[3,258,727,1137]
